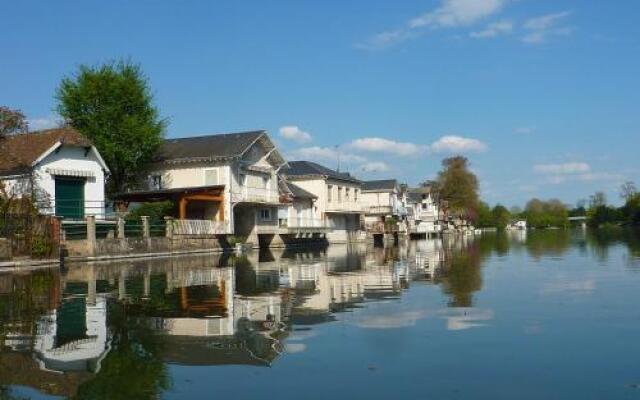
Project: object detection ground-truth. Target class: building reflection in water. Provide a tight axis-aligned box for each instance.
[4,230,627,398]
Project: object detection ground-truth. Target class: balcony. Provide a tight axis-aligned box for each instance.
[230,186,279,204]
[366,205,393,215]
[366,222,400,234]
[325,201,362,213]
[278,218,331,234]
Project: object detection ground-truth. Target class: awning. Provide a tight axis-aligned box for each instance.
[46,168,95,178]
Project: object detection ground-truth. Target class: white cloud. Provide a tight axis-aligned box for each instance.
[28,116,61,131]
[470,20,513,38]
[288,146,367,163]
[410,0,507,29]
[356,311,428,329]
[534,162,591,175]
[359,0,508,49]
[514,126,536,134]
[440,308,494,331]
[349,137,426,156]
[284,343,307,353]
[430,135,487,153]
[522,11,573,44]
[360,161,391,173]
[534,162,625,185]
[279,125,312,143]
[524,12,570,31]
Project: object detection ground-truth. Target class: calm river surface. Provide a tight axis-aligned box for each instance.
[1,229,640,399]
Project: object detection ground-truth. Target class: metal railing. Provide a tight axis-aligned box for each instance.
[34,199,110,220]
[325,202,363,212]
[279,218,328,229]
[172,219,228,235]
[367,205,393,215]
[230,186,279,204]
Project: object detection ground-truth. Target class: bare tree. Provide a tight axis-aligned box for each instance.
[0,106,29,138]
[620,181,637,202]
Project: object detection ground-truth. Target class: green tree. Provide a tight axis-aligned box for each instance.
[0,106,28,138]
[491,204,511,230]
[56,60,167,195]
[475,202,493,228]
[524,198,568,228]
[436,156,479,218]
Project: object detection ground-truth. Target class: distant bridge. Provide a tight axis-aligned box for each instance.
[568,216,587,221]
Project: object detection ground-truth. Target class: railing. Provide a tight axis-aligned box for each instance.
[279,218,329,229]
[416,209,438,221]
[366,222,400,234]
[172,219,228,235]
[34,199,110,220]
[230,186,279,204]
[367,205,393,215]
[325,201,363,213]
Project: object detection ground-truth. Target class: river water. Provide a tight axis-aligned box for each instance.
[1,229,640,399]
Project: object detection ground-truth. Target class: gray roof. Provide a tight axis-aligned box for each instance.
[156,130,267,163]
[362,179,398,192]
[287,182,317,199]
[278,179,317,200]
[284,161,361,184]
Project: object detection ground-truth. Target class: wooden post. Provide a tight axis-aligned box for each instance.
[141,216,150,238]
[164,216,174,239]
[86,215,96,257]
[179,197,188,220]
[117,217,125,239]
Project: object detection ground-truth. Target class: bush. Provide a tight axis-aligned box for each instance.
[31,235,53,258]
[126,201,174,221]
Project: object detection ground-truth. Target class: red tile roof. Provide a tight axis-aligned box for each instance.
[0,127,93,176]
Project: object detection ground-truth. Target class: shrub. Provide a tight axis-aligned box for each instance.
[126,201,175,221]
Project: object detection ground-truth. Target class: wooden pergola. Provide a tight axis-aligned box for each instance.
[114,185,225,221]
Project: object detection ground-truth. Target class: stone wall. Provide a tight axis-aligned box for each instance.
[0,238,11,261]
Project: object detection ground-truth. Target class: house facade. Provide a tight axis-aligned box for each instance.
[0,128,109,220]
[361,179,407,232]
[406,186,441,236]
[119,130,287,246]
[283,161,365,243]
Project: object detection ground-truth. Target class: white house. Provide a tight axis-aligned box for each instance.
[0,128,109,219]
[117,130,287,246]
[361,179,407,230]
[406,186,441,236]
[282,161,365,243]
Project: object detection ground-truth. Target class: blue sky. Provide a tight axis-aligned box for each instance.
[2,0,639,207]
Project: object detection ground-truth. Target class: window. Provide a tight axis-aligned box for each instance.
[260,208,271,220]
[338,187,342,202]
[354,189,358,201]
[239,174,246,186]
[263,176,270,189]
[345,188,350,201]
[422,203,427,210]
[328,185,333,202]
[151,175,162,190]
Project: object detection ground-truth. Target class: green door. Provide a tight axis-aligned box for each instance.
[55,178,85,219]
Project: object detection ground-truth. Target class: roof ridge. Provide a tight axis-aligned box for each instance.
[164,130,265,142]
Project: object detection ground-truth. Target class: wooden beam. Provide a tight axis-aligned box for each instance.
[179,197,188,220]
[183,194,224,202]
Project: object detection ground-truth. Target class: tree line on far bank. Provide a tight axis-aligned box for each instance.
[571,183,640,228]
[434,156,571,230]
[433,157,639,230]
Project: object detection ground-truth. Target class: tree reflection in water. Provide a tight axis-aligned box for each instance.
[0,229,639,398]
